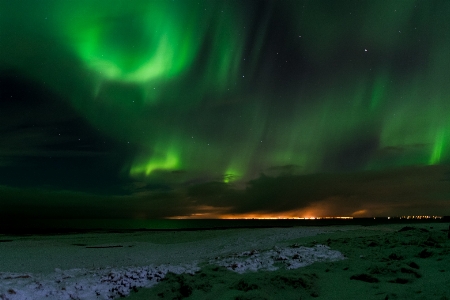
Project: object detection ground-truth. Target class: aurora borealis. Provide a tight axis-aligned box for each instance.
[1,0,450,219]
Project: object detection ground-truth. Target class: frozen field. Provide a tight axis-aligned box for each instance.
[1,223,449,299]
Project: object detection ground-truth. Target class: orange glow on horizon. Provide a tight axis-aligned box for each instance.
[167,212,353,220]
[351,209,368,217]
[165,204,358,220]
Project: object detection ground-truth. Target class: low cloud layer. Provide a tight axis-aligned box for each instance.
[2,164,449,220]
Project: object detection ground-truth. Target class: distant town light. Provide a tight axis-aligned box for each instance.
[399,215,442,220]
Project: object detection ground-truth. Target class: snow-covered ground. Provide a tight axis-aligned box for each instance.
[0,244,344,299]
[1,223,449,300]
[210,244,345,273]
[0,263,199,300]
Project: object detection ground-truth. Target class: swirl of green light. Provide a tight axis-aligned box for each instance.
[63,3,201,83]
[60,0,246,92]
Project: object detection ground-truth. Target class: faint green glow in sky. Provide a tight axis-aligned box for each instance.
[223,168,241,184]
[1,0,450,188]
[66,10,194,83]
[130,147,180,176]
[430,129,446,165]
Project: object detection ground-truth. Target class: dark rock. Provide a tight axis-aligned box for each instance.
[236,279,258,292]
[271,275,314,289]
[388,253,404,260]
[418,249,433,258]
[350,274,379,283]
[368,241,378,247]
[388,278,410,284]
[369,265,396,276]
[310,291,319,297]
[179,282,192,297]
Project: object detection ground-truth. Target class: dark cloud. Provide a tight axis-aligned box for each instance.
[0,186,194,220]
[1,164,449,220]
[0,72,135,194]
[184,164,450,217]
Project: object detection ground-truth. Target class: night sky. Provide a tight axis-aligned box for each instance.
[1,0,450,219]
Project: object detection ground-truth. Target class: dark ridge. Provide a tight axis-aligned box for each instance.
[85,245,124,249]
[0,218,445,235]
